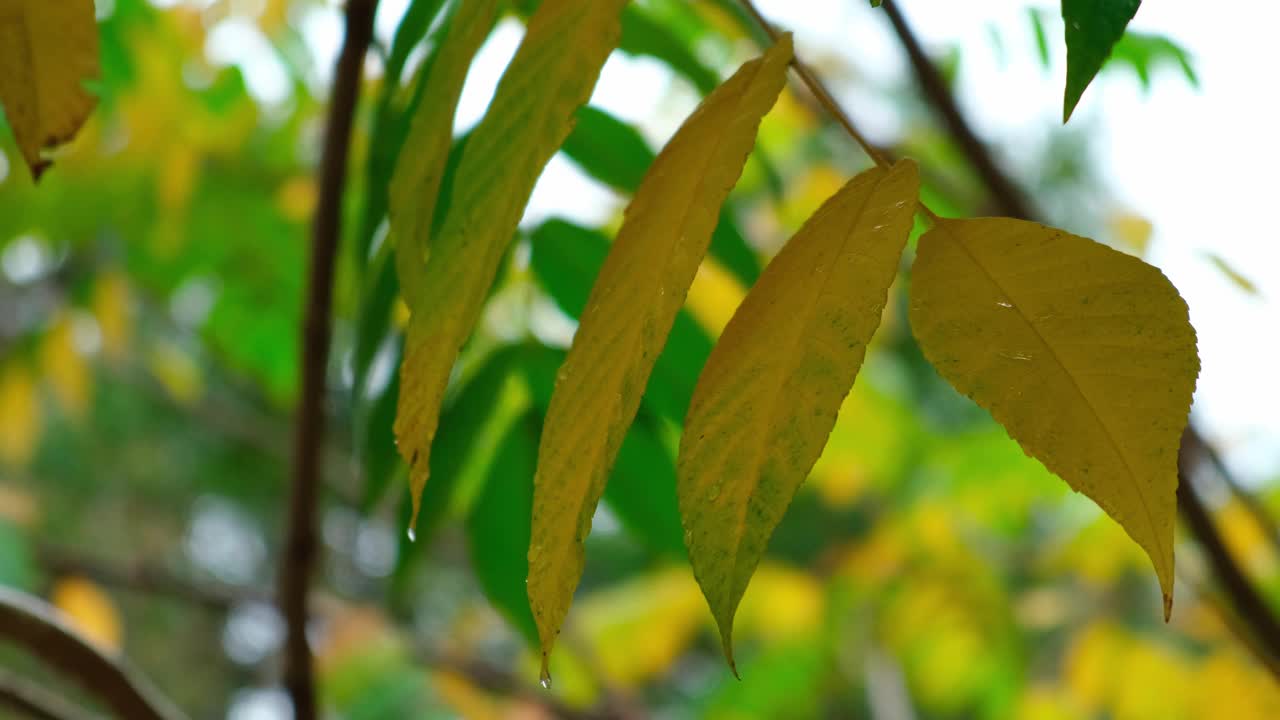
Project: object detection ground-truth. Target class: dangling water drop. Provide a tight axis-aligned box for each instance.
[539,666,552,690]
[406,527,417,543]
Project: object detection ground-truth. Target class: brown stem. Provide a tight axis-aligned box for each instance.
[1178,439,1280,662]
[0,589,186,720]
[879,0,1037,220]
[0,668,96,720]
[37,544,267,613]
[278,1,379,717]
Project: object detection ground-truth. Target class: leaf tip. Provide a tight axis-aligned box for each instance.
[718,623,740,678]
[539,653,552,690]
[1163,590,1173,622]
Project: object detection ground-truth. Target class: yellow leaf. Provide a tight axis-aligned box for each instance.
[527,34,792,676]
[0,363,41,465]
[0,0,99,179]
[1203,252,1260,296]
[40,313,90,419]
[678,161,918,667]
[389,0,500,301]
[394,0,627,527]
[910,217,1199,617]
[146,340,204,406]
[51,576,122,652]
[574,568,705,687]
[92,271,132,363]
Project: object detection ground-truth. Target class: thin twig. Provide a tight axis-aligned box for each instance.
[0,588,186,720]
[0,668,96,720]
[878,0,1037,220]
[37,544,266,613]
[1186,430,1280,556]
[1178,439,1280,662]
[737,0,888,167]
[278,0,380,718]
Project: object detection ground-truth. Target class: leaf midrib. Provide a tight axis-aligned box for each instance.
[935,220,1168,581]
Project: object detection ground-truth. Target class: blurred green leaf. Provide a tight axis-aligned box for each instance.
[467,410,541,647]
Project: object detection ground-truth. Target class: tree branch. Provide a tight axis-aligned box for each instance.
[0,588,186,720]
[878,1,1037,219]
[37,544,267,613]
[0,668,96,720]
[875,0,1280,663]
[278,0,380,718]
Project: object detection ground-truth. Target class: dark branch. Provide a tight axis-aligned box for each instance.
[0,589,186,720]
[879,1,1037,220]
[0,668,96,720]
[278,0,380,718]
[37,544,266,613]
[1179,435,1280,662]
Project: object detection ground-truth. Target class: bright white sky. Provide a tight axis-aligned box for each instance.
[200,0,1279,485]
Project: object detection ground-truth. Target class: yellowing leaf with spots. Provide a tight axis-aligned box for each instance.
[909,217,1198,616]
[528,35,792,676]
[678,161,919,669]
[0,0,99,179]
[0,363,40,465]
[389,0,499,301]
[394,0,627,525]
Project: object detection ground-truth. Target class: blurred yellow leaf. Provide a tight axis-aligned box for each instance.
[680,162,918,668]
[574,567,705,687]
[0,0,99,179]
[684,259,746,337]
[146,341,204,406]
[158,144,198,211]
[1016,685,1087,720]
[1108,211,1153,256]
[911,217,1199,617]
[0,363,41,465]
[1203,252,1260,296]
[276,175,317,223]
[51,576,122,652]
[1197,649,1280,720]
[92,271,133,363]
[732,563,824,644]
[40,313,91,419]
[528,34,791,675]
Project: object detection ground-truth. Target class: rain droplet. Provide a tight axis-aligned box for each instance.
[539,666,553,690]
[406,527,417,543]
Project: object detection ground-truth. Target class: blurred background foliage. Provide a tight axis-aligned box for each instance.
[1,0,1277,718]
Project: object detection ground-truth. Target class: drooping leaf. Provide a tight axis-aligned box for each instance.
[0,0,100,179]
[909,217,1199,614]
[678,161,920,670]
[517,340,686,558]
[467,411,541,647]
[561,108,761,286]
[1061,0,1141,121]
[1110,31,1199,90]
[527,34,793,675]
[394,0,627,525]
[1203,252,1258,296]
[389,0,499,300]
[529,218,714,422]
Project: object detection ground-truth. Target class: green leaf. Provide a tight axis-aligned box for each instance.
[394,0,627,526]
[1062,0,1141,121]
[468,410,541,647]
[1110,31,1199,90]
[678,161,920,670]
[620,6,720,94]
[528,34,792,677]
[909,217,1199,616]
